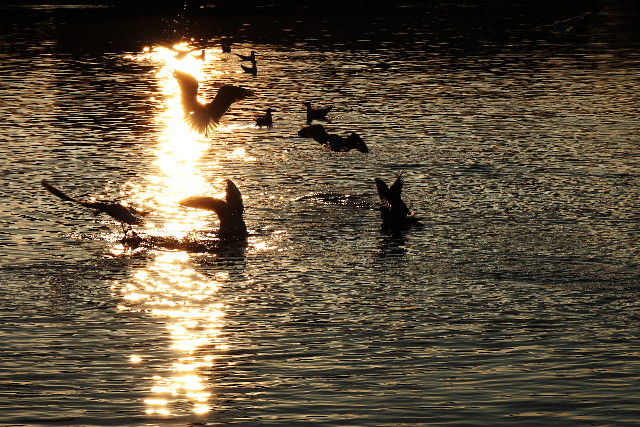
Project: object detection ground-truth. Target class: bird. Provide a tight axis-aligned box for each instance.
[241,61,258,76]
[255,108,276,128]
[192,49,205,61]
[220,42,232,53]
[173,70,254,135]
[41,180,149,237]
[298,124,369,153]
[534,6,606,34]
[375,174,419,229]
[304,102,333,123]
[235,51,256,62]
[179,179,247,240]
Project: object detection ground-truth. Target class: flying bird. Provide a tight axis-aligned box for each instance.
[174,70,254,135]
[534,6,606,34]
[298,124,369,153]
[41,180,149,236]
[179,179,248,240]
[304,102,333,123]
[375,174,419,229]
[255,108,276,128]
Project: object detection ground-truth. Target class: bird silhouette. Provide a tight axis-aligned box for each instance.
[298,124,369,153]
[174,70,254,135]
[241,61,258,76]
[375,174,419,229]
[179,179,247,240]
[235,51,256,62]
[41,180,149,236]
[255,108,276,128]
[304,102,333,123]
[220,42,232,53]
[534,6,606,34]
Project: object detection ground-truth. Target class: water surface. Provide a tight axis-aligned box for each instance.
[0,2,639,426]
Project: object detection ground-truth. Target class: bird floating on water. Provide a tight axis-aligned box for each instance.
[173,70,254,135]
[304,102,333,123]
[375,174,419,229]
[220,42,232,53]
[256,108,276,128]
[241,61,258,76]
[41,180,149,237]
[179,179,248,240]
[298,124,369,153]
[235,51,256,62]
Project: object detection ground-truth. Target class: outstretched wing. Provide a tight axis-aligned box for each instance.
[208,85,254,123]
[174,70,201,113]
[179,196,229,224]
[42,180,145,225]
[375,178,393,210]
[389,173,404,197]
[225,180,244,215]
[346,133,369,154]
[42,180,81,204]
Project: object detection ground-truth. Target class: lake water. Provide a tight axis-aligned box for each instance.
[1,2,639,426]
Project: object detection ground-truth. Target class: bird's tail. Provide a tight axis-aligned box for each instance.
[41,180,78,204]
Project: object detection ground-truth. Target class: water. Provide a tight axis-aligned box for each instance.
[1,2,639,425]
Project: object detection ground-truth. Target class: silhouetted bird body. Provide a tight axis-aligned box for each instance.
[304,102,333,123]
[298,124,369,153]
[535,6,606,34]
[255,108,275,128]
[41,180,148,235]
[235,51,256,62]
[174,70,253,134]
[179,179,247,239]
[375,174,419,228]
[241,62,257,76]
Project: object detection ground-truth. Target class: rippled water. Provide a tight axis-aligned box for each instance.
[1,2,639,426]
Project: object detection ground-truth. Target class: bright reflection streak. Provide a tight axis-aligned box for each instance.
[114,45,239,419]
[114,251,225,417]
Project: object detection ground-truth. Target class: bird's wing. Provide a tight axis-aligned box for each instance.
[389,173,405,197]
[225,180,244,214]
[375,178,393,210]
[174,70,200,111]
[41,180,102,210]
[179,196,228,220]
[346,133,369,154]
[42,180,81,204]
[207,85,254,122]
[376,177,411,216]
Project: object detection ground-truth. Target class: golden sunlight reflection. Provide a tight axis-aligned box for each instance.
[114,251,228,418]
[112,45,246,419]
[124,42,228,237]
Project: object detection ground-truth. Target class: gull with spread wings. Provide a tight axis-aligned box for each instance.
[375,174,419,229]
[173,70,254,135]
[41,180,149,237]
[179,179,248,240]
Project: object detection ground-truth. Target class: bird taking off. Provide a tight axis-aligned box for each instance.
[179,179,247,240]
[174,70,254,135]
[41,180,149,237]
[298,124,369,153]
[375,174,419,229]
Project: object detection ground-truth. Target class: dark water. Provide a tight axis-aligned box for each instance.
[1,2,639,426]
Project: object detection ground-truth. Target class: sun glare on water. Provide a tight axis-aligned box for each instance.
[113,44,241,418]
